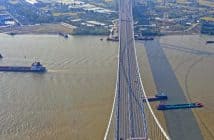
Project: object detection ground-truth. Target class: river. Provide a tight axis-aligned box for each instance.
[0,34,213,140]
[136,35,214,140]
[0,34,117,140]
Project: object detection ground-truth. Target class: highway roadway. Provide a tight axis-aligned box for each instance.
[116,0,147,139]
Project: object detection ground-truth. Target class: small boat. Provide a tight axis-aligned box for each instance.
[143,93,168,102]
[157,102,203,110]
[0,54,3,59]
[0,62,46,73]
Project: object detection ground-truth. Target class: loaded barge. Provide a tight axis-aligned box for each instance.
[157,102,203,110]
[0,62,46,73]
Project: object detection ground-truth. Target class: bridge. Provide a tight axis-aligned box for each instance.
[104,0,170,140]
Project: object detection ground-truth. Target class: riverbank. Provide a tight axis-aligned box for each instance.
[0,23,75,35]
[0,22,203,37]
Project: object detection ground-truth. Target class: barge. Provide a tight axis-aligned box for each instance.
[157,102,203,110]
[0,62,46,73]
[134,35,154,41]
[137,37,154,41]
[143,93,168,102]
[206,41,214,44]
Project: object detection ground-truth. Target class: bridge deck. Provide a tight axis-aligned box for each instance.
[116,0,147,139]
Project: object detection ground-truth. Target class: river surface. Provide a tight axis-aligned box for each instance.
[0,34,117,140]
[0,34,213,140]
[136,35,214,140]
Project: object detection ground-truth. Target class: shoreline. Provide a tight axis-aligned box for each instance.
[0,23,75,36]
[0,23,208,37]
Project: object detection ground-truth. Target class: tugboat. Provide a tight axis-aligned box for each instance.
[0,62,46,73]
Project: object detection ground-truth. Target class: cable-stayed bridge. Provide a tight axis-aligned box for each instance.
[104,0,170,140]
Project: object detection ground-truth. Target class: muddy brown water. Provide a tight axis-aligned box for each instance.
[0,34,213,139]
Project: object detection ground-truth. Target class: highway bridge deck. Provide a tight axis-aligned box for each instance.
[116,0,147,139]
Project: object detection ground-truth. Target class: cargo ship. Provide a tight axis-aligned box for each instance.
[58,32,69,38]
[0,62,46,73]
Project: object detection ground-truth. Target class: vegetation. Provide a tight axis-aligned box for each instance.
[72,26,109,35]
